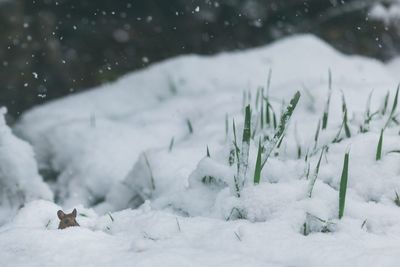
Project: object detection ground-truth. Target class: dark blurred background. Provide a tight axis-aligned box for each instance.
[1,0,399,119]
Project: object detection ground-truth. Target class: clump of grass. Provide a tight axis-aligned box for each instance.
[251,91,301,186]
[261,91,301,169]
[376,129,384,161]
[339,151,350,219]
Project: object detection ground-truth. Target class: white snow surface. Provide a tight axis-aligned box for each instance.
[0,107,52,224]
[2,34,400,266]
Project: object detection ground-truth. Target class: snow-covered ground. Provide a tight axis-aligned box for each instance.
[1,34,400,266]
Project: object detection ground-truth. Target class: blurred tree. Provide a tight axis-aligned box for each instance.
[0,0,398,119]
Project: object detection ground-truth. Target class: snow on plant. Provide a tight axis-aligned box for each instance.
[234,105,251,197]
[259,91,301,169]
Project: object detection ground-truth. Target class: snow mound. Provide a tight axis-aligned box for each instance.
[2,200,400,267]
[4,34,400,266]
[15,34,397,208]
[0,108,52,224]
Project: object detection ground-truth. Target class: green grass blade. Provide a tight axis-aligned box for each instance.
[339,151,350,219]
[242,105,251,143]
[313,119,321,150]
[260,96,264,129]
[322,108,329,130]
[322,69,332,130]
[343,110,351,138]
[232,119,240,171]
[384,85,400,129]
[143,153,156,191]
[308,147,325,198]
[253,139,263,184]
[332,116,345,143]
[168,137,175,152]
[186,119,193,134]
[390,85,399,116]
[376,129,384,161]
[341,93,351,138]
[275,92,300,142]
[266,97,271,126]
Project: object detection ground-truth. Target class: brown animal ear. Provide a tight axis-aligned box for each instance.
[57,210,65,220]
[72,208,77,218]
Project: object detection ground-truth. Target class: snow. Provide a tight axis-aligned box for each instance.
[370,2,400,24]
[2,34,400,266]
[0,108,52,225]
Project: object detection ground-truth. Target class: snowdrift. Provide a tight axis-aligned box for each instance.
[1,34,400,266]
[0,108,52,224]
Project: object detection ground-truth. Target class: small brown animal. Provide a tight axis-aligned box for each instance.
[57,208,80,229]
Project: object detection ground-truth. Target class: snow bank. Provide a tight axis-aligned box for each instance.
[0,108,52,224]
[15,34,397,208]
[2,200,400,267]
[3,34,400,266]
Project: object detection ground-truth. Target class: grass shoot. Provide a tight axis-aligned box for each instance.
[376,129,384,161]
[339,151,350,219]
